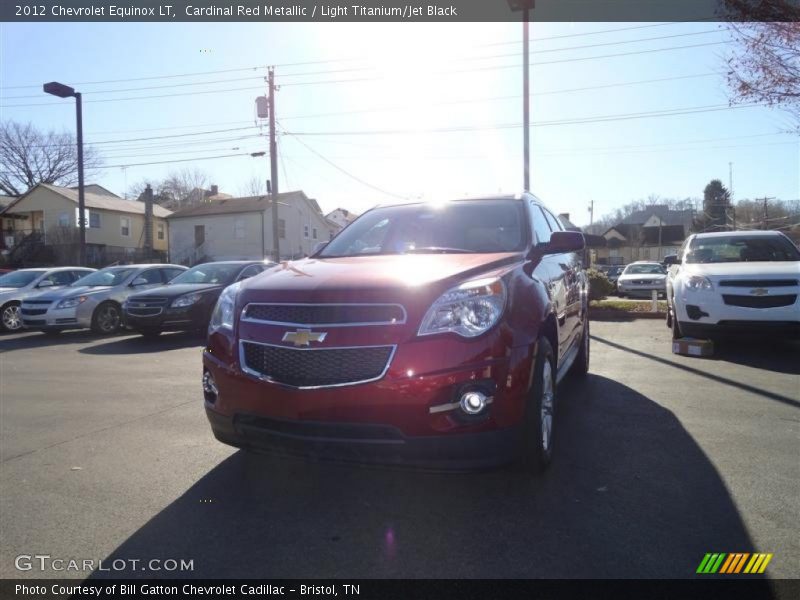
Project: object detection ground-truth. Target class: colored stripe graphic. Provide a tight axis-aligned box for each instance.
[697,552,772,574]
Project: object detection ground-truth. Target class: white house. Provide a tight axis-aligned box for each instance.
[325,207,358,230]
[167,190,338,265]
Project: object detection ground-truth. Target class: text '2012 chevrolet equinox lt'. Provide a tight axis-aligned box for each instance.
[203,194,589,473]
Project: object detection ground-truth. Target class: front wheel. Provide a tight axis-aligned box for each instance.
[91,302,122,335]
[671,306,683,340]
[518,336,557,474]
[0,302,22,332]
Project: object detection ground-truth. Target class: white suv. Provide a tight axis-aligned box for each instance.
[665,231,800,339]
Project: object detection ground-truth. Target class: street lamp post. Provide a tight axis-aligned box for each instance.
[43,81,86,266]
[507,1,535,191]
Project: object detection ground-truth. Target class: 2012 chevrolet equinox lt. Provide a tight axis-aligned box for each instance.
[203,194,589,472]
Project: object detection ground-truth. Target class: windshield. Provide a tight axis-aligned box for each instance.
[0,270,43,288]
[318,199,528,258]
[170,264,242,285]
[687,235,800,264]
[73,268,135,287]
[624,264,666,275]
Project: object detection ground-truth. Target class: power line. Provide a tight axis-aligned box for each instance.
[103,152,251,169]
[280,125,407,200]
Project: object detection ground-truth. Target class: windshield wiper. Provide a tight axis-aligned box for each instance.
[403,247,472,254]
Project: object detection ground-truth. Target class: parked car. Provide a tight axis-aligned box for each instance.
[0,267,95,332]
[616,261,667,298]
[124,261,273,338]
[665,231,800,339]
[202,193,588,473]
[21,264,187,335]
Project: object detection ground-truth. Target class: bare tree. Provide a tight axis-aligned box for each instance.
[238,175,267,197]
[126,168,210,210]
[0,121,103,196]
[723,1,800,129]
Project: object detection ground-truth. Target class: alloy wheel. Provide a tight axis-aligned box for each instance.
[97,305,121,333]
[2,305,22,331]
[540,360,555,453]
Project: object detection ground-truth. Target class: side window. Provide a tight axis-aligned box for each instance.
[161,268,185,282]
[529,204,552,245]
[543,209,563,232]
[44,271,74,286]
[238,265,262,280]
[138,269,163,285]
[89,213,101,228]
[120,216,131,237]
[70,270,92,282]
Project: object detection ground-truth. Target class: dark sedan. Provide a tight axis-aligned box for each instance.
[124,261,273,338]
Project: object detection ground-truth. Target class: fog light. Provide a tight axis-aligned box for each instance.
[460,390,488,415]
[202,369,218,403]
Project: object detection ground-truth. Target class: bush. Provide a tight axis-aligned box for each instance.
[587,268,615,301]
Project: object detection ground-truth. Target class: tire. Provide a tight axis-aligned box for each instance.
[0,302,22,332]
[573,318,590,377]
[91,302,122,335]
[671,306,683,340]
[137,328,162,339]
[518,336,557,474]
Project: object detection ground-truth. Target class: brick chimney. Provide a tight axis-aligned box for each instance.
[210,185,218,197]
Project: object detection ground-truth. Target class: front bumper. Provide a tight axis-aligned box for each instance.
[21,304,92,330]
[617,282,666,297]
[202,333,533,469]
[124,305,205,331]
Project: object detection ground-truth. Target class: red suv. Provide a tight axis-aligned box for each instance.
[203,194,588,472]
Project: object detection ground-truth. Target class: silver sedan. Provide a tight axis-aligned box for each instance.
[0,267,95,332]
[21,264,187,335]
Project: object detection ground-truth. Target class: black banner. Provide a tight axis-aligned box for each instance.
[2,0,799,23]
[1,579,799,600]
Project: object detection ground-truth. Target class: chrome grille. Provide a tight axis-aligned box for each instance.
[719,279,797,288]
[240,341,395,388]
[21,307,48,316]
[722,294,797,309]
[243,303,406,326]
[126,296,168,317]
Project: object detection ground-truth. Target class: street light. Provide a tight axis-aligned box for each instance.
[43,81,86,266]
[507,0,534,191]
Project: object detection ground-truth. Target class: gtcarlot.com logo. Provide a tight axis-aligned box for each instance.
[696,552,773,574]
[15,554,194,573]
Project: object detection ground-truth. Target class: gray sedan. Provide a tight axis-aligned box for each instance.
[0,267,95,332]
[21,264,187,335]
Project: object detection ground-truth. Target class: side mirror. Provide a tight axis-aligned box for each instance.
[131,277,149,286]
[37,280,54,288]
[539,231,585,256]
[312,241,328,255]
[663,254,679,266]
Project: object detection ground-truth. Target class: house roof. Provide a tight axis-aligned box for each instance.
[620,205,694,227]
[6,183,172,218]
[0,195,17,213]
[167,191,310,219]
[71,184,120,198]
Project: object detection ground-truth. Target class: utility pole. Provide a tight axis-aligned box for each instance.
[728,162,734,199]
[522,7,530,191]
[588,199,594,228]
[760,196,776,230]
[268,66,280,261]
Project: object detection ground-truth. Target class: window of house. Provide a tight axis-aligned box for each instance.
[89,212,101,228]
[157,223,165,240]
[312,228,318,240]
[58,212,70,227]
[304,224,309,238]
[120,216,131,237]
[234,218,246,239]
[278,219,286,239]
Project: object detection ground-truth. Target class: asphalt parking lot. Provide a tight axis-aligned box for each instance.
[0,321,798,580]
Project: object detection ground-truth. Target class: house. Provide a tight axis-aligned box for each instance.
[0,195,19,252]
[325,207,358,230]
[167,190,336,265]
[595,205,693,265]
[2,183,171,267]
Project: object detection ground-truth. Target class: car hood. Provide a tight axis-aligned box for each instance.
[240,253,522,302]
[129,282,225,300]
[28,286,115,302]
[618,273,666,281]
[681,261,800,280]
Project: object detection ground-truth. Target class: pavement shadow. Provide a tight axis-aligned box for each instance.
[79,331,205,355]
[0,330,103,353]
[713,338,800,376]
[91,375,768,582]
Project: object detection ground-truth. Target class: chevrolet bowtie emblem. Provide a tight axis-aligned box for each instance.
[750,288,769,296]
[282,329,327,347]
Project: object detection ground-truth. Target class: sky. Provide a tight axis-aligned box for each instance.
[1,20,798,227]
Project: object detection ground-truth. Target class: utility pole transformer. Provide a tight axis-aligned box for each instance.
[268,67,280,261]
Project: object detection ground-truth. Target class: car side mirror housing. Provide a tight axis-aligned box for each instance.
[37,280,54,288]
[131,277,149,286]
[535,231,585,256]
[663,254,679,266]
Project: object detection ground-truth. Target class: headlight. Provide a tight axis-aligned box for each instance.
[684,275,713,291]
[418,277,506,338]
[171,292,202,308]
[209,282,241,332]
[56,296,88,309]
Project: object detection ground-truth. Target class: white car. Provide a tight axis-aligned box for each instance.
[665,231,800,339]
[616,261,667,298]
